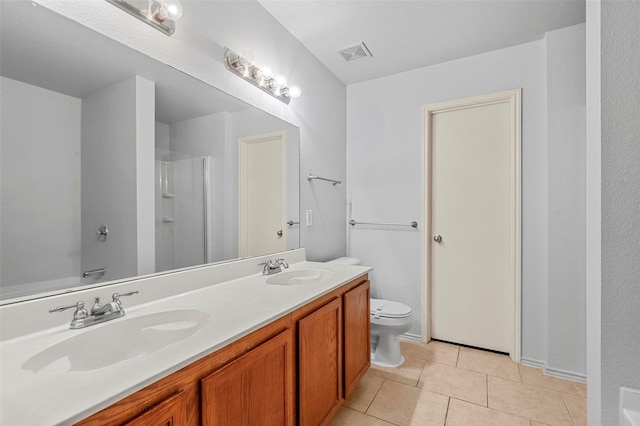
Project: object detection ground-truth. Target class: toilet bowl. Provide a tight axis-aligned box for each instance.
[328,257,413,367]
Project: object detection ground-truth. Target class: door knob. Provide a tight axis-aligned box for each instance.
[277,230,283,237]
[433,234,442,243]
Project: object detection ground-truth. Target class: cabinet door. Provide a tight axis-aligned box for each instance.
[122,390,187,426]
[201,330,293,426]
[343,281,371,398]
[298,297,342,426]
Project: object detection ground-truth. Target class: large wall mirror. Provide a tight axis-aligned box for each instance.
[0,2,300,303]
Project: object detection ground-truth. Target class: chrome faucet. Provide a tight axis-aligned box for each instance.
[50,290,139,329]
[276,258,289,269]
[260,258,289,275]
[90,296,119,316]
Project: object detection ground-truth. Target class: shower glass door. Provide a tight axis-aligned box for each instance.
[155,152,210,273]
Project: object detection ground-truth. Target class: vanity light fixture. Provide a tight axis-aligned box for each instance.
[224,48,302,104]
[105,0,183,36]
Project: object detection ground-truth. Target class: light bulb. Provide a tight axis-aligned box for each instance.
[151,1,169,22]
[288,85,302,98]
[274,74,288,88]
[240,50,255,66]
[161,0,183,20]
[227,53,244,71]
[261,67,273,78]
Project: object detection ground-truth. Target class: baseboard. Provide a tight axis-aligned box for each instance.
[400,333,422,342]
[520,357,587,384]
[544,366,587,384]
[520,357,546,369]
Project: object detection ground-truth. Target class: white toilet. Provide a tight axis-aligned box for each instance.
[328,257,413,367]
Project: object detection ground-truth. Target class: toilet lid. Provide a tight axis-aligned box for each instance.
[370,299,412,318]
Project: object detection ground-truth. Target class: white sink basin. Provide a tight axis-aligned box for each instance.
[22,309,209,373]
[266,269,333,286]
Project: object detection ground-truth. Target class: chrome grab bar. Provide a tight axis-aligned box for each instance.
[349,219,418,229]
[307,173,342,186]
[82,268,105,278]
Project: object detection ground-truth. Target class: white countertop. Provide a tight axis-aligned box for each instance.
[0,253,371,425]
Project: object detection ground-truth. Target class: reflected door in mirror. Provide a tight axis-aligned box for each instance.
[238,132,286,257]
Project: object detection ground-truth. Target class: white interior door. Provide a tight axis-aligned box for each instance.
[238,132,286,257]
[425,90,521,356]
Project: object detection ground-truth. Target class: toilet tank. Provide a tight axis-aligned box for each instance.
[328,257,361,265]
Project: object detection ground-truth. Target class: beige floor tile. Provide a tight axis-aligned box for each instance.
[370,355,427,386]
[488,376,574,426]
[456,347,521,382]
[330,406,396,426]
[367,379,449,426]
[418,361,487,406]
[408,389,449,426]
[563,393,587,426]
[445,398,530,426]
[519,364,587,397]
[400,339,460,366]
[344,370,386,412]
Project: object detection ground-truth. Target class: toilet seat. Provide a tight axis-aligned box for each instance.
[370,299,412,319]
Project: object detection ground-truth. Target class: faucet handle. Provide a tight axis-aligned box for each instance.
[276,258,289,269]
[111,290,138,315]
[49,301,89,320]
[112,290,139,301]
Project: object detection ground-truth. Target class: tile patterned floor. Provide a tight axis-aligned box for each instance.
[331,340,587,426]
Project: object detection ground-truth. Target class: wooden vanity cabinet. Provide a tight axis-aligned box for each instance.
[297,297,343,426]
[121,390,187,426]
[343,280,371,398]
[295,277,371,426]
[76,275,370,426]
[201,330,294,426]
[76,316,291,426]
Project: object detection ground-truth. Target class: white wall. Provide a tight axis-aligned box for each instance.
[347,40,548,351]
[135,77,156,275]
[545,25,587,378]
[599,1,640,424]
[39,0,347,261]
[81,75,155,282]
[0,77,81,287]
[347,25,587,377]
[585,1,602,422]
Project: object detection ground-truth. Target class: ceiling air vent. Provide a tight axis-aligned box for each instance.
[338,42,373,63]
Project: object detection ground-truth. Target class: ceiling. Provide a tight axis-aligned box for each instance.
[259,0,586,85]
[1,1,248,124]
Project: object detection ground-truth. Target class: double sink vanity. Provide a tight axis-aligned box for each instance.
[0,249,372,425]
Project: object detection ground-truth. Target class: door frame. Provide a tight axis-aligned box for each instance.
[238,131,287,257]
[421,89,522,362]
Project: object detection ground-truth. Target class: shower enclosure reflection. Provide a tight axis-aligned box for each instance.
[156,152,210,272]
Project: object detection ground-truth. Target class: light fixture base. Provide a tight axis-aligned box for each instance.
[224,48,292,104]
[105,0,176,36]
